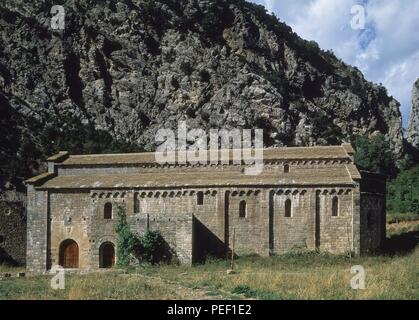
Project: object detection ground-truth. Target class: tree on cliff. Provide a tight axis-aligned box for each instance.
[354,134,396,176]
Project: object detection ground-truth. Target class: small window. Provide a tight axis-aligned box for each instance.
[134,193,140,213]
[0,235,4,244]
[332,196,339,217]
[239,200,247,218]
[197,191,204,205]
[284,164,290,173]
[285,199,292,217]
[104,203,113,219]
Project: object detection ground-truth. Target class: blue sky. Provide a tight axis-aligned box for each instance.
[251,0,419,127]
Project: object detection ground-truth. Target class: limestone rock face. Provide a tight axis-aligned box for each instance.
[408,79,419,149]
[0,0,405,180]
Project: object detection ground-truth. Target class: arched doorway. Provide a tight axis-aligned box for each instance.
[99,242,115,268]
[59,239,79,268]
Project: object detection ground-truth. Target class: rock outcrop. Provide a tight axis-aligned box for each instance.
[408,79,419,149]
[0,0,405,181]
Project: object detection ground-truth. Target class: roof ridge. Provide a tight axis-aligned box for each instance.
[66,145,347,158]
[70,152,155,158]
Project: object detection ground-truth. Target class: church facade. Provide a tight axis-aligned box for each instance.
[26,144,386,273]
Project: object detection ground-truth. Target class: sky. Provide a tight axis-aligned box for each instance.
[251,0,419,127]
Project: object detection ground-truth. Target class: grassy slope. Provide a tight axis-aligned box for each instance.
[1,222,418,300]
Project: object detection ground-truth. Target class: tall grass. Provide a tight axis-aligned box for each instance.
[1,222,417,300]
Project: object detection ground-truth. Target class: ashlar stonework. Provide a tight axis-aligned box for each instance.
[25,144,386,273]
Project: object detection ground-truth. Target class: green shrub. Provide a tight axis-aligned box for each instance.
[386,165,419,215]
[410,199,419,215]
[231,284,295,300]
[305,40,320,55]
[231,285,257,298]
[353,134,395,175]
[115,206,168,266]
[136,230,167,263]
[115,205,139,267]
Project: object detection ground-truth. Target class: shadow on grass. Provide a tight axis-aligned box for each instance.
[382,230,419,256]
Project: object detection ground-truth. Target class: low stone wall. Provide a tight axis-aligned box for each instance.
[132,212,193,265]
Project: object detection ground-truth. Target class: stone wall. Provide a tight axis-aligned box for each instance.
[130,189,219,263]
[26,186,48,273]
[88,191,125,269]
[27,184,364,272]
[317,189,354,254]
[25,152,387,272]
[48,191,93,270]
[360,194,386,253]
[56,160,352,177]
[359,171,386,254]
[271,189,312,253]
[269,188,356,255]
[227,189,269,256]
[45,189,195,269]
[132,213,193,265]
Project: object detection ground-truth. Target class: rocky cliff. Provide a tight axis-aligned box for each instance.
[408,79,419,149]
[0,0,405,182]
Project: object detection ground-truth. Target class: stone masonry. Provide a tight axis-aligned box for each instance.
[25,144,386,273]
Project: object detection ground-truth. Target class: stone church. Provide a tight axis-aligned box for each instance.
[26,144,386,273]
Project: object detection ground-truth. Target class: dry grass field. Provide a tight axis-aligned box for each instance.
[1,221,418,300]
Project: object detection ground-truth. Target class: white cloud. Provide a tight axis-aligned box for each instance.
[265,0,274,13]
[251,0,419,127]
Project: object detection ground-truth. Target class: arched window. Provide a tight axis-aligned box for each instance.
[332,196,339,217]
[104,202,113,219]
[239,200,247,218]
[197,191,204,205]
[59,239,79,268]
[284,164,290,173]
[285,199,292,217]
[134,193,140,213]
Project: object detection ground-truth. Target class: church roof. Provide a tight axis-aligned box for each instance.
[49,144,354,167]
[27,144,361,189]
[33,165,359,189]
